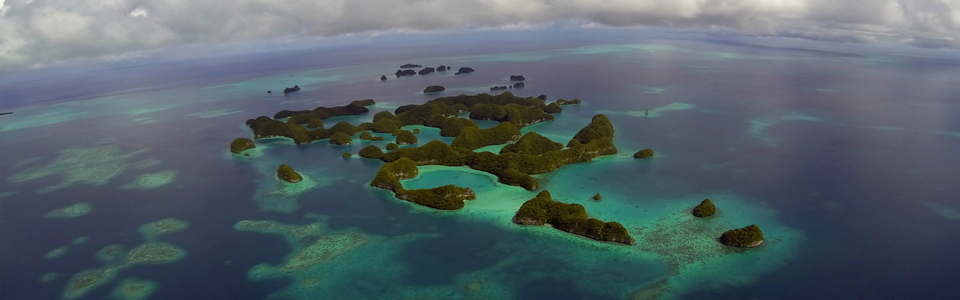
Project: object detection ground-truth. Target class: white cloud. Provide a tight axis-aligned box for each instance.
[0,0,957,69]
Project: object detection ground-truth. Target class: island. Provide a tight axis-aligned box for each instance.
[1,112,13,116]
[514,190,633,244]
[395,130,418,145]
[342,152,352,158]
[370,157,477,210]
[437,65,447,71]
[418,67,436,75]
[513,82,524,88]
[283,85,300,94]
[395,69,416,77]
[380,75,387,81]
[693,199,716,217]
[277,164,302,183]
[413,128,421,134]
[490,86,509,91]
[544,102,562,114]
[306,118,324,129]
[510,75,525,81]
[386,143,400,151]
[230,138,255,154]
[593,193,602,201]
[423,85,445,93]
[634,149,655,159]
[329,132,353,145]
[359,145,385,159]
[451,122,521,150]
[245,100,374,145]
[719,224,764,247]
[400,63,421,69]
[455,67,475,75]
[499,131,562,155]
[555,98,582,105]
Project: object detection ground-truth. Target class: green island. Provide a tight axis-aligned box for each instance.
[329,132,353,145]
[229,138,255,154]
[693,199,716,217]
[370,157,477,210]
[386,143,400,151]
[593,193,602,201]
[277,164,302,183]
[514,190,633,244]
[359,145,385,159]
[423,85,445,93]
[245,100,373,144]
[375,114,617,190]
[555,98,582,105]
[634,148,655,158]
[719,224,764,248]
[395,130,418,145]
[342,152,352,158]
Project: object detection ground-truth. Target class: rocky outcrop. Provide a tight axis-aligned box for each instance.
[395,69,416,77]
[720,225,764,247]
[693,199,716,217]
[437,65,447,71]
[455,67,475,75]
[230,138,255,154]
[490,86,509,91]
[512,82,524,88]
[418,67,436,75]
[380,75,387,81]
[277,164,302,183]
[283,85,300,94]
[510,75,525,81]
[400,64,421,69]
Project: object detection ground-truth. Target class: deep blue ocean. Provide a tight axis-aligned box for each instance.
[1,30,958,300]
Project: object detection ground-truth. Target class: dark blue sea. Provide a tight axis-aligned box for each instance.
[1,29,958,300]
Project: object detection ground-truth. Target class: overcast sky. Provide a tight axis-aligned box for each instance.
[0,0,957,69]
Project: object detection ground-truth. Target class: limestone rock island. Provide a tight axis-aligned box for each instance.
[277,164,302,183]
[510,75,525,81]
[230,138,255,154]
[693,199,716,217]
[634,149,655,159]
[283,85,300,94]
[514,190,633,244]
[719,224,764,247]
[423,85,445,93]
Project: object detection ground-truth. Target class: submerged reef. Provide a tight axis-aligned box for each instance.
[109,278,158,300]
[122,170,177,190]
[370,158,477,210]
[139,218,188,239]
[124,242,187,265]
[514,191,633,244]
[277,164,303,183]
[235,219,371,281]
[719,224,764,248]
[634,149,655,159]
[43,202,93,218]
[693,199,716,217]
[230,138,255,154]
[423,85,445,93]
[97,245,125,262]
[62,268,121,299]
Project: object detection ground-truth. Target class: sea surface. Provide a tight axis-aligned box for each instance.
[1,30,958,300]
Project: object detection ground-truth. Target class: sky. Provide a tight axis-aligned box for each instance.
[0,0,958,69]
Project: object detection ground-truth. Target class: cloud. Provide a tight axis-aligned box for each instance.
[0,0,957,69]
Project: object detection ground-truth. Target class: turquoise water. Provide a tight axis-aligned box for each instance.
[1,32,958,300]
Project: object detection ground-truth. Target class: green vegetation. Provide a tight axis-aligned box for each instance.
[567,114,618,158]
[369,158,477,210]
[359,131,374,140]
[499,131,563,155]
[719,224,764,247]
[358,113,401,133]
[277,164,302,183]
[396,130,418,145]
[513,191,633,244]
[386,143,400,151]
[544,102,562,114]
[358,145,384,159]
[306,118,324,129]
[413,128,421,134]
[451,122,521,150]
[230,138,255,154]
[273,100,374,121]
[342,152,352,158]
[329,132,353,145]
[593,193,602,201]
[380,115,618,190]
[555,98,582,105]
[693,199,716,217]
[634,149,655,159]
[424,115,478,137]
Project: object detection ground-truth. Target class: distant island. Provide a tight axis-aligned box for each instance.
[510,75,525,81]
[0,112,12,116]
[283,85,300,94]
[634,149,654,159]
[400,63,421,69]
[455,67,475,75]
[423,85,445,93]
[395,69,416,77]
[418,67,436,75]
[437,65,447,71]
[693,199,716,217]
[229,138,255,154]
